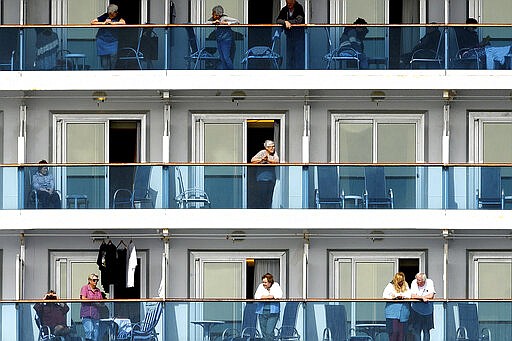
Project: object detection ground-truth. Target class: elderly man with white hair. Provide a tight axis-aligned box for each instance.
[410,272,436,341]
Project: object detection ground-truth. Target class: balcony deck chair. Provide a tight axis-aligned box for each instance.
[0,50,15,70]
[113,166,154,208]
[363,166,394,209]
[0,28,17,70]
[476,167,506,209]
[410,28,444,69]
[35,314,68,341]
[241,29,282,69]
[222,302,262,341]
[117,302,163,341]
[27,167,62,209]
[118,27,145,70]
[323,307,375,341]
[452,27,484,70]
[275,301,300,341]
[323,27,360,70]
[323,305,349,341]
[455,303,491,341]
[315,166,345,208]
[185,26,220,70]
[175,166,211,208]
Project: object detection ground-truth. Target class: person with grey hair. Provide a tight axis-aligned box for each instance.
[251,140,279,208]
[91,4,126,69]
[80,273,104,341]
[206,5,239,69]
[410,272,436,341]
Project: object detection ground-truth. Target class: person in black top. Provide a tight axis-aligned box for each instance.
[276,0,305,69]
[400,24,441,66]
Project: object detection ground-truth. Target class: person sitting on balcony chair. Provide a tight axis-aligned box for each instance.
[34,290,71,339]
[339,17,369,69]
[34,27,59,70]
[400,24,441,66]
[32,160,61,209]
[454,18,489,67]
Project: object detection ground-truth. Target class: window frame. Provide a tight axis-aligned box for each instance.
[468,251,512,299]
[330,112,425,163]
[52,112,147,163]
[190,250,287,298]
[468,111,512,163]
[328,250,426,299]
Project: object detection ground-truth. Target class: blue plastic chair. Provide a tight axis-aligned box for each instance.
[113,166,154,208]
[117,302,162,341]
[241,29,282,70]
[455,303,491,341]
[275,302,300,341]
[363,167,394,209]
[222,302,262,341]
[323,305,348,341]
[476,167,505,209]
[185,27,220,70]
[323,28,360,70]
[118,28,145,70]
[315,166,345,208]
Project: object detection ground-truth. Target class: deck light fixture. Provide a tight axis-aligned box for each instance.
[92,91,107,105]
[370,90,385,105]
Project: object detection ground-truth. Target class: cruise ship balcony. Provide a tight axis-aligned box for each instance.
[2,163,512,231]
[2,24,512,92]
[3,299,512,340]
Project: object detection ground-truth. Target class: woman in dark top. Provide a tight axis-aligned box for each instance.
[91,4,126,69]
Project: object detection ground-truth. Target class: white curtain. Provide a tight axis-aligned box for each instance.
[253,259,280,292]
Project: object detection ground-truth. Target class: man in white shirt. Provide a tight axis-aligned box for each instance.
[410,272,436,341]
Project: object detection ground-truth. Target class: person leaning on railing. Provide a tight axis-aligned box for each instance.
[91,4,126,70]
[383,272,412,341]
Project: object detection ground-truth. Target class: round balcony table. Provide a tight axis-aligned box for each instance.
[355,323,387,340]
[191,320,225,341]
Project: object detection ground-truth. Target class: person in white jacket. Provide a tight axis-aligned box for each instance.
[254,273,283,340]
[383,272,411,341]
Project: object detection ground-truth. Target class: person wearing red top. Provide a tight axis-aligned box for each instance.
[33,290,70,338]
[80,273,104,341]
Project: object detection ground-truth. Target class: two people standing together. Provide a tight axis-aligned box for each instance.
[207,0,305,70]
[383,272,436,341]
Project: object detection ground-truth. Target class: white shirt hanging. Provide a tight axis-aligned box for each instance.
[126,241,137,288]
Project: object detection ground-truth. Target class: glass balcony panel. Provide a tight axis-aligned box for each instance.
[6,164,512,209]
[5,300,512,340]
[4,25,512,71]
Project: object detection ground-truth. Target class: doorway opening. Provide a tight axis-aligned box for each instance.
[109,120,141,207]
[110,0,140,24]
[109,120,140,163]
[247,119,279,208]
[398,257,420,286]
[248,0,280,68]
[246,258,281,298]
[110,0,141,63]
[389,0,404,69]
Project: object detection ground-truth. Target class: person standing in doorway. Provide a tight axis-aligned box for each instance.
[251,140,279,208]
[276,0,305,69]
[80,273,104,341]
[91,4,126,70]
[410,272,436,341]
[206,5,240,70]
[255,273,283,341]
